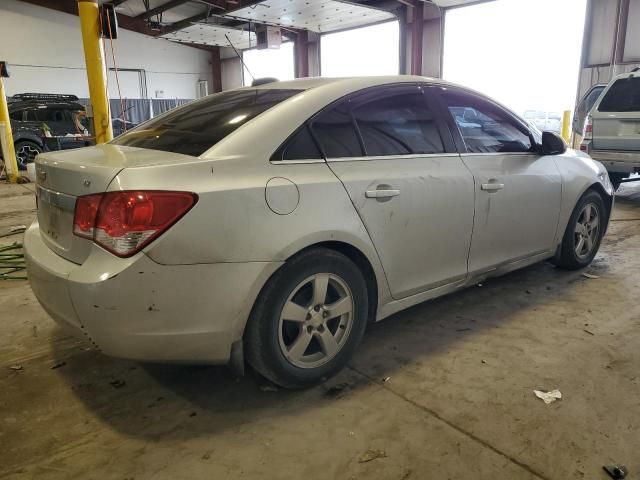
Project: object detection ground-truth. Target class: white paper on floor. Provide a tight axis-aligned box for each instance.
[533,389,562,404]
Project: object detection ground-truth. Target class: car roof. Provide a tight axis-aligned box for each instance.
[251,75,449,91]
[9,100,84,110]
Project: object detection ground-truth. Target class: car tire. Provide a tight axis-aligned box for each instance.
[245,248,368,389]
[14,140,42,170]
[554,189,607,270]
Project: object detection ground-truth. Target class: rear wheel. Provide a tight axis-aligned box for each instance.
[14,140,42,170]
[245,248,368,389]
[554,190,606,270]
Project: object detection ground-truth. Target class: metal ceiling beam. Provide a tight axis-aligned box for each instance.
[155,10,213,36]
[137,0,189,19]
[17,0,158,36]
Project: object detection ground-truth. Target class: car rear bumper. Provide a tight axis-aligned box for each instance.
[24,220,282,364]
[584,146,640,173]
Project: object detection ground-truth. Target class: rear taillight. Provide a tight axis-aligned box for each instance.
[73,191,197,257]
[582,115,593,140]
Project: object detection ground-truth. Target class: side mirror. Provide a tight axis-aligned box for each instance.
[541,131,567,155]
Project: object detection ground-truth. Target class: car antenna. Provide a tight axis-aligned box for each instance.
[225,34,255,84]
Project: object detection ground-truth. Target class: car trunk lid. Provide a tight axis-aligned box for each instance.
[35,144,196,264]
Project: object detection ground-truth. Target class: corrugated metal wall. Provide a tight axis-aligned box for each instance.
[577,0,640,99]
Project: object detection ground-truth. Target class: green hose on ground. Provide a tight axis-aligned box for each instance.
[0,228,27,280]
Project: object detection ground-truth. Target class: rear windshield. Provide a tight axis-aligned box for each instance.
[111,89,301,156]
[598,77,640,112]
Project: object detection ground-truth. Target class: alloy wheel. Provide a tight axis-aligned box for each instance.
[16,144,41,168]
[574,202,600,259]
[278,273,354,369]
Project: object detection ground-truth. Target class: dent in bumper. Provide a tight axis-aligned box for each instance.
[25,220,282,364]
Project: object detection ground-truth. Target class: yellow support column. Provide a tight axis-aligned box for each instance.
[0,76,19,183]
[77,0,112,144]
[561,110,571,143]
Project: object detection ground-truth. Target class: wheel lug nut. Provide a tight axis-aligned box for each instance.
[322,311,329,318]
[306,313,311,320]
[318,325,325,332]
[314,305,320,312]
[306,325,313,333]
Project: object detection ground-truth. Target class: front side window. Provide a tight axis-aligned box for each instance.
[352,89,445,156]
[598,77,640,112]
[441,90,532,154]
[310,101,363,158]
[112,89,301,157]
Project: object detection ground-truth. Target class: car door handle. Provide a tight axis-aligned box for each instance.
[365,189,400,198]
[481,182,505,192]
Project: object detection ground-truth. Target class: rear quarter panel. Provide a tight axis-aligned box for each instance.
[110,157,392,307]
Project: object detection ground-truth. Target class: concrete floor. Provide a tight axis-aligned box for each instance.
[1,181,639,480]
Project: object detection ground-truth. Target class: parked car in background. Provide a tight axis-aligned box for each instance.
[7,93,91,169]
[581,69,640,188]
[523,110,562,133]
[25,76,613,389]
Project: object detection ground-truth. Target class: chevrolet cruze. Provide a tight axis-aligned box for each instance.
[25,76,613,388]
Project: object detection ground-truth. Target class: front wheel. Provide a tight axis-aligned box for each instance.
[245,248,368,389]
[553,190,607,270]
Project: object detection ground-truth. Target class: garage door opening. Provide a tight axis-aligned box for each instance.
[242,41,295,86]
[443,0,587,131]
[321,21,400,77]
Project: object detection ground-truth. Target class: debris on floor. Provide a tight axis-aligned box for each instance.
[325,382,349,397]
[9,225,27,233]
[109,380,126,389]
[9,364,23,371]
[533,389,562,404]
[582,272,600,279]
[51,361,66,370]
[259,384,278,392]
[382,376,391,382]
[358,448,387,463]
[603,465,628,479]
[583,329,595,336]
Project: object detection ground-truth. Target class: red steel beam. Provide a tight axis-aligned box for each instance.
[211,46,223,92]
[294,30,309,78]
[410,1,423,75]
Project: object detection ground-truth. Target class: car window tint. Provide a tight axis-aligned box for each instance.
[25,109,39,121]
[311,102,363,158]
[442,90,532,153]
[112,89,301,157]
[274,125,322,161]
[598,77,640,112]
[352,91,445,156]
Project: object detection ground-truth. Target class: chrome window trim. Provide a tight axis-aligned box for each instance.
[270,159,326,165]
[326,153,461,163]
[459,152,537,157]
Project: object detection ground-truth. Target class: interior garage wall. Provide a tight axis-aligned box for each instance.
[0,0,213,99]
[403,3,443,77]
[577,0,640,100]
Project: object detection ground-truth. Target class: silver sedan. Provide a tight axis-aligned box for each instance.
[25,76,614,388]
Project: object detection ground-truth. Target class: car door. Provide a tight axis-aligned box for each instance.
[434,86,562,275]
[310,84,475,300]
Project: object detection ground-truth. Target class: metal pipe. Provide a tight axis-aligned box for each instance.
[77,0,113,144]
[0,77,19,183]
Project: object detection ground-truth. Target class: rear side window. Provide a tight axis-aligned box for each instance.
[272,125,322,161]
[311,101,363,158]
[112,89,301,157]
[352,90,445,156]
[598,77,640,112]
[441,90,532,154]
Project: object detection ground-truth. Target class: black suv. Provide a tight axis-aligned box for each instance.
[8,93,92,169]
